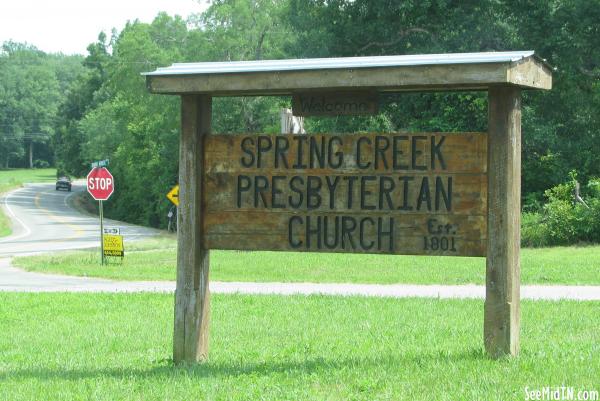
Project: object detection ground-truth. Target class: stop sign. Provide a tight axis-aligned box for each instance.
[87,167,114,200]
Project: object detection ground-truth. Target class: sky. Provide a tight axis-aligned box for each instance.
[0,0,210,55]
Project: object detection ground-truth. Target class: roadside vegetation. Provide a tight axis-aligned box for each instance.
[3,1,598,234]
[13,237,600,285]
[0,168,56,193]
[522,174,600,247]
[0,168,56,236]
[0,292,597,401]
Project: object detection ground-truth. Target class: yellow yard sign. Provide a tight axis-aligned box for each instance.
[167,184,179,206]
[103,234,124,257]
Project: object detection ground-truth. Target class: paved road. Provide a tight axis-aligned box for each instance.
[0,181,157,257]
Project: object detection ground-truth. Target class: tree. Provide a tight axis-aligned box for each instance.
[48,0,600,229]
[287,0,600,202]
[0,42,58,167]
[0,41,83,168]
[52,34,109,176]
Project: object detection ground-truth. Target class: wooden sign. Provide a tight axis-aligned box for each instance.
[147,54,552,362]
[292,92,378,116]
[203,133,487,256]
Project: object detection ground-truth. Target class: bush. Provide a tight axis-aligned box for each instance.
[33,159,50,168]
[587,178,600,198]
[521,176,600,247]
[521,212,550,247]
[543,199,580,245]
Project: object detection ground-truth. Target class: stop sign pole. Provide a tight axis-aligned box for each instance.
[87,167,115,265]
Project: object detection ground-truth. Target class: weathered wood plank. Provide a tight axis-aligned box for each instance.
[174,94,211,364]
[484,87,521,358]
[205,173,486,215]
[508,57,552,90]
[146,59,551,95]
[202,132,487,257]
[204,212,486,256]
[147,63,508,95]
[291,91,379,116]
[205,133,487,174]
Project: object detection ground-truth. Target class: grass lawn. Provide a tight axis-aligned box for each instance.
[0,168,56,237]
[13,238,600,285]
[0,293,598,401]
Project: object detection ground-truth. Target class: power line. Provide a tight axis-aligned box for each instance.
[0,133,49,140]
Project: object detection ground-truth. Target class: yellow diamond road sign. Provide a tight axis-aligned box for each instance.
[167,185,179,206]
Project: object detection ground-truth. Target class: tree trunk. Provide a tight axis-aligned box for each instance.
[29,141,33,168]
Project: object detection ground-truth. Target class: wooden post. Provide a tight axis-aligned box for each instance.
[174,94,212,363]
[485,86,521,358]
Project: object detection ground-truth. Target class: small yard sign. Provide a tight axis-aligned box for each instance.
[103,234,124,257]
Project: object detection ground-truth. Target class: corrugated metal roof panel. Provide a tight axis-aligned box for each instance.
[144,51,538,76]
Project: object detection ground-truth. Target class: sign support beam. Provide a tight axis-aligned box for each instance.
[485,86,521,357]
[99,200,104,265]
[173,94,212,364]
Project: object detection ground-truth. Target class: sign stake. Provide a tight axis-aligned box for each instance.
[99,200,104,265]
[173,94,211,364]
[86,165,115,266]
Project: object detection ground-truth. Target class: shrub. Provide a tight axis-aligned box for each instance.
[543,199,580,245]
[33,159,50,168]
[521,212,550,247]
[521,176,600,247]
[587,178,600,198]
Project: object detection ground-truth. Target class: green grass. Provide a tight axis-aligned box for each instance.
[0,206,10,237]
[0,168,56,237]
[13,238,600,284]
[0,293,598,401]
[0,167,56,192]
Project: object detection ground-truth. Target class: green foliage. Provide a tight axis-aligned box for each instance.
[195,0,294,61]
[52,33,116,177]
[522,176,600,246]
[6,0,591,232]
[521,212,549,248]
[543,199,580,244]
[0,42,83,168]
[32,159,50,168]
[50,8,302,228]
[288,0,600,200]
[586,178,600,198]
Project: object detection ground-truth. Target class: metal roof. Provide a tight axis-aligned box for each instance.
[144,51,540,76]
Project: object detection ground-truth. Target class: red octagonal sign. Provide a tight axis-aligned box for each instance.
[87,167,114,200]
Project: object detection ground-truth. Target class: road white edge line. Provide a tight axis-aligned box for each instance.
[63,189,77,207]
[0,188,32,243]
